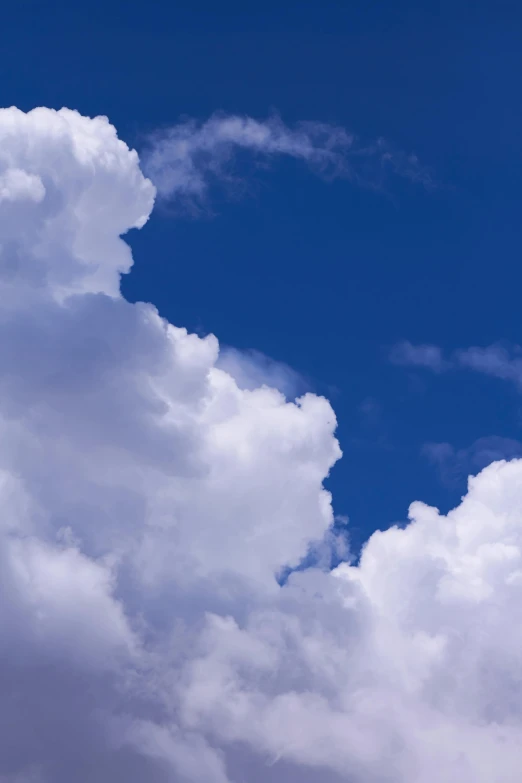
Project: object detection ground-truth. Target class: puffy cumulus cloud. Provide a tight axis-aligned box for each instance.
[180,463,522,783]
[142,112,431,212]
[0,105,520,783]
[0,106,340,783]
[0,106,154,301]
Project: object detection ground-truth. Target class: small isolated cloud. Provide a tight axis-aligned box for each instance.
[456,343,522,389]
[1,105,522,783]
[389,340,449,372]
[142,112,431,211]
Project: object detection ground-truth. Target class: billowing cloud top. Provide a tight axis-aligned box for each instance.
[0,106,520,783]
[0,107,155,300]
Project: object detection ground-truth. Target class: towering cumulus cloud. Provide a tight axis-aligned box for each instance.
[0,107,520,783]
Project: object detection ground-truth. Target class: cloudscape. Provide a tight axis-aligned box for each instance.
[0,99,521,783]
[2,5,522,782]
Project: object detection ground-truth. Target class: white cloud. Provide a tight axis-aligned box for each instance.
[391,341,522,391]
[142,112,431,211]
[0,105,520,783]
[389,340,449,372]
[457,344,522,388]
[0,168,45,204]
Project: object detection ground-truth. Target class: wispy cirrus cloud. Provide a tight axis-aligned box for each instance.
[423,436,522,486]
[390,340,522,390]
[142,112,432,211]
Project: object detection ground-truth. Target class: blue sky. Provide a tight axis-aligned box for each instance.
[4,0,522,551]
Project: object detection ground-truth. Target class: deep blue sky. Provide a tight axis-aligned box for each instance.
[3,0,522,551]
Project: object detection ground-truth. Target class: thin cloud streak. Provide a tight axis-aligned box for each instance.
[142,112,432,212]
[390,340,522,390]
[389,340,449,372]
